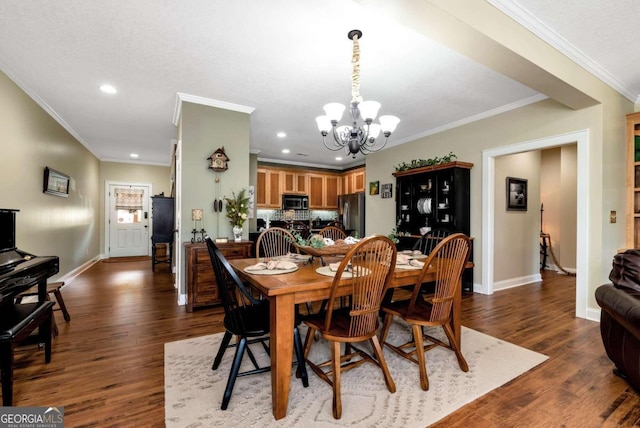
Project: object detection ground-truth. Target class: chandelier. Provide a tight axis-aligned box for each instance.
[316,29,400,158]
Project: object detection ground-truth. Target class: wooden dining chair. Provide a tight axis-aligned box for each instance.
[412,228,452,255]
[318,225,347,241]
[255,227,298,258]
[302,235,397,419]
[204,236,308,410]
[379,233,471,391]
[286,221,310,239]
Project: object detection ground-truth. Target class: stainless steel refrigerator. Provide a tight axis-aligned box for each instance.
[338,192,365,238]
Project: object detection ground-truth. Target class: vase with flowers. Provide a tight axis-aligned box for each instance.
[225,189,249,241]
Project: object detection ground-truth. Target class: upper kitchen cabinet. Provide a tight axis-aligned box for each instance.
[256,167,282,208]
[282,170,308,195]
[340,167,365,195]
[393,161,472,237]
[309,173,339,209]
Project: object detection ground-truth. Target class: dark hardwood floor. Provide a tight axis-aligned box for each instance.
[5,261,639,427]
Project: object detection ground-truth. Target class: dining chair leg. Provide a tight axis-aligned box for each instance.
[293,326,309,387]
[303,327,316,359]
[212,331,233,370]
[369,336,396,393]
[443,323,469,372]
[221,337,247,410]
[331,341,342,419]
[379,313,393,344]
[413,324,429,391]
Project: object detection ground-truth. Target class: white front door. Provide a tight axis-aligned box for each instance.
[108,184,150,257]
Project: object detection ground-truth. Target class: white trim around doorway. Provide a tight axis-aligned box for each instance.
[482,129,590,319]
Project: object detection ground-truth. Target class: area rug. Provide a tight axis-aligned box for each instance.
[165,321,548,427]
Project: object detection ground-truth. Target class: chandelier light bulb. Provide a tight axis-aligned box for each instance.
[358,100,381,122]
[316,116,332,133]
[379,115,400,134]
[323,103,346,122]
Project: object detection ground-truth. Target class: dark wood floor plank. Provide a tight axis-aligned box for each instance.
[2,263,639,426]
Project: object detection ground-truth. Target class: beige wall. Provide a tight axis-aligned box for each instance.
[98,161,172,254]
[0,70,101,279]
[178,102,250,295]
[494,152,541,283]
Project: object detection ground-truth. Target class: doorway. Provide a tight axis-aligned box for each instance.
[482,129,590,319]
[105,182,152,258]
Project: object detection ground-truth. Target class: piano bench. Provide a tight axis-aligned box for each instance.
[0,300,55,406]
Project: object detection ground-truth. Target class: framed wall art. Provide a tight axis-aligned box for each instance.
[506,177,527,211]
[369,180,379,195]
[43,167,70,197]
[381,183,393,199]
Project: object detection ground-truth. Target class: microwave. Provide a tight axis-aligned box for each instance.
[282,194,309,210]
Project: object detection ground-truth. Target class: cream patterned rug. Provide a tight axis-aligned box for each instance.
[165,321,548,427]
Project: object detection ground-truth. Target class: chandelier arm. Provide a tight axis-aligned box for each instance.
[322,134,346,152]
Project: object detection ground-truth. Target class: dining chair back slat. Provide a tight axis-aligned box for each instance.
[255,227,297,258]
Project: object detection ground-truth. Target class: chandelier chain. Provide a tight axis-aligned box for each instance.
[351,33,362,104]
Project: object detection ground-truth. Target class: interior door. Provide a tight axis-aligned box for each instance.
[108,184,150,257]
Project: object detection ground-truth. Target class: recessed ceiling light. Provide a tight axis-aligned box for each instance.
[335,157,343,161]
[277,132,286,138]
[282,149,290,154]
[100,84,117,94]
[130,153,139,158]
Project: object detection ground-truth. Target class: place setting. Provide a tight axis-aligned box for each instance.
[243,259,299,275]
[316,261,370,278]
[396,251,427,270]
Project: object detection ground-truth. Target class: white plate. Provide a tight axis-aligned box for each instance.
[244,266,298,275]
[395,264,423,270]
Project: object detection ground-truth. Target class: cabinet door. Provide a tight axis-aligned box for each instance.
[353,170,365,193]
[325,176,339,208]
[257,168,282,208]
[309,175,324,208]
[283,171,309,194]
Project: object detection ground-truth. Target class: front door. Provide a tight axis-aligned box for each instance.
[108,184,150,257]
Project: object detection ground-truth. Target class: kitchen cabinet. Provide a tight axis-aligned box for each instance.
[340,167,365,195]
[626,112,640,248]
[256,168,282,208]
[393,161,472,237]
[184,241,252,311]
[257,165,354,209]
[309,173,339,209]
[282,171,308,194]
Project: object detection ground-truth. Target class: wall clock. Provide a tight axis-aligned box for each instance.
[207,147,229,172]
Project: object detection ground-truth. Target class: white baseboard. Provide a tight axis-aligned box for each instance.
[585,307,601,322]
[57,255,102,285]
[493,273,542,292]
[178,293,186,306]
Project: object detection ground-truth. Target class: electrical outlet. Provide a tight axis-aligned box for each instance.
[610,210,617,223]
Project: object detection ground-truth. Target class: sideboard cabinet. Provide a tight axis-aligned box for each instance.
[184,241,252,311]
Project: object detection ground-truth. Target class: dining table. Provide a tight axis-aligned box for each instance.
[229,254,473,420]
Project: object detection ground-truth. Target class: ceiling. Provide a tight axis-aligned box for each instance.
[0,1,638,169]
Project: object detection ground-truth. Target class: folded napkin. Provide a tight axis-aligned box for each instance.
[402,249,423,256]
[245,262,268,271]
[329,262,341,272]
[396,254,411,265]
[344,236,360,244]
[408,259,424,268]
[246,260,297,271]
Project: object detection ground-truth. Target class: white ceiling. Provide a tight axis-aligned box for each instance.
[0,1,638,169]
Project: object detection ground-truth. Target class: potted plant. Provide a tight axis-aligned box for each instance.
[225,189,249,241]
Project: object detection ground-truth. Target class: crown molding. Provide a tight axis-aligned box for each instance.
[390,94,548,147]
[172,92,255,126]
[487,0,638,103]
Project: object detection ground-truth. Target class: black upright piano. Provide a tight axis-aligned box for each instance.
[0,208,59,405]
